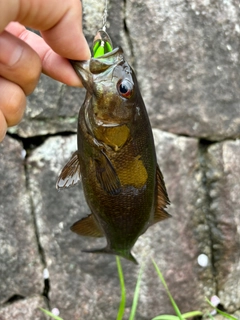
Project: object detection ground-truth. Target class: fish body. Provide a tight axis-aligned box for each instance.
[57,33,170,264]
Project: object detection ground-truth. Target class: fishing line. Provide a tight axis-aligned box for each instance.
[102,0,108,31]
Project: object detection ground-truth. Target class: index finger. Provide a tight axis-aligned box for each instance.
[0,0,90,61]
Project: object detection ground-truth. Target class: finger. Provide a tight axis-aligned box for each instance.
[0,77,26,127]
[0,110,7,142]
[5,22,83,87]
[0,30,42,95]
[0,0,90,61]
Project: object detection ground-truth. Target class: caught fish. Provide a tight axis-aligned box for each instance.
[56,30,170,264]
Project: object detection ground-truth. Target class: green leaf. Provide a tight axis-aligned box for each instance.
[129,263,144,320]
[152,259,184,320]
[182,311,203,318]
[151,311,203,320]
[116,256,126,320]
[151,315,180,320]
[39,308,64,320]
[205,298,238,320]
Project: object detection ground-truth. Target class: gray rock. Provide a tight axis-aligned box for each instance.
[26,129,214,319]
[137,129,215,316]
[1,0,240,317]
[0,295,49,320]
[0,136,44,304]
[206,140,240,312]
[8,75,86,138]
[126,0,240,140]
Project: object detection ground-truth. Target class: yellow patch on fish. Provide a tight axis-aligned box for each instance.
[117,155,148,188]
[94,125,130,151]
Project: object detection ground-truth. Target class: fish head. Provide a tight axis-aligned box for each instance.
[71,47,138,126]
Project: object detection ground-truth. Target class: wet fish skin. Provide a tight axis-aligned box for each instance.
[57,46,170,264]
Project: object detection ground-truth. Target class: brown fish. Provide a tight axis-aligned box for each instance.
[56,31,170,264]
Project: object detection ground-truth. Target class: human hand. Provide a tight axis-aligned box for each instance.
[0,0,91,141]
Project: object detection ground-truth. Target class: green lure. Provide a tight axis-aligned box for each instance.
[92,29,113,58]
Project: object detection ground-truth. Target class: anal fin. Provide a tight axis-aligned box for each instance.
[71,214,104,238]
[56,151,81,190]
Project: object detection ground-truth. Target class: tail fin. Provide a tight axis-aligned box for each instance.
[82,247,138,265]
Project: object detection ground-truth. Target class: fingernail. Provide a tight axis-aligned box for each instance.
[0,31,24,66]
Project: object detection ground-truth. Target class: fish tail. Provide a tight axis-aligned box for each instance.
[82,247,138,265]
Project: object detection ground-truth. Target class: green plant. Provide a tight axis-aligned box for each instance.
[151,259,202,320]
[116,256,144,320]
[40,258,238,320]
[116,256,126,320]
[39,307,63,320]
[205,298,238,320]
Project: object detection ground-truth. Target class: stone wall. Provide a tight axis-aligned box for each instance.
[0,0,240,319]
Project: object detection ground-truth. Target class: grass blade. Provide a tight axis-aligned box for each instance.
[152,310,203,320]
[39,308,63,320]
[152,259,184,320]
[152,315,180,320]
[129,263,144,320]
[182,311,203,318]
[116,256,126,320]
[205,298,238,320]
[207,313,215,320]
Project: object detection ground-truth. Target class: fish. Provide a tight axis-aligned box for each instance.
[56,30,170,264]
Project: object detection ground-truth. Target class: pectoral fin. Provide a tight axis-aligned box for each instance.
[71,214,103,238]
[95,151,121,195]
[56,151,81,190]
[153,165,171,223]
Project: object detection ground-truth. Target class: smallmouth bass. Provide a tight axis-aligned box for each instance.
[57,31,170,264]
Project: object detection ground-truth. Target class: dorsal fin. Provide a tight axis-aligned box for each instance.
[71,214,104,238]
[153,165,171,223]
[153,209,171,224]
[56,151,81,190]
[156,164,170,207]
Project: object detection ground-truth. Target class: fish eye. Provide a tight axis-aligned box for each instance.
[117,79,133,99]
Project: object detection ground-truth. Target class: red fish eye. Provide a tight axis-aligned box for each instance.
[117,80,133,99]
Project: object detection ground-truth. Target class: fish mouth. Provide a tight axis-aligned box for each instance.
[90,47,124,74]
[70,47,124,82]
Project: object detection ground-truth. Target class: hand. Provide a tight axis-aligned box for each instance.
[0,0,91,141]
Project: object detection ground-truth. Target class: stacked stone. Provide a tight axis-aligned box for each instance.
[1,0,240,319]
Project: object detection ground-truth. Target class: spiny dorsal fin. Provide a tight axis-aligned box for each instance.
[95,151,121,195]
[71,214,103,238]
[153,165,171,223]
[56,151,81,190]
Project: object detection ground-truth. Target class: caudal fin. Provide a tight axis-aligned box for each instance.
[82,247,138,264]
